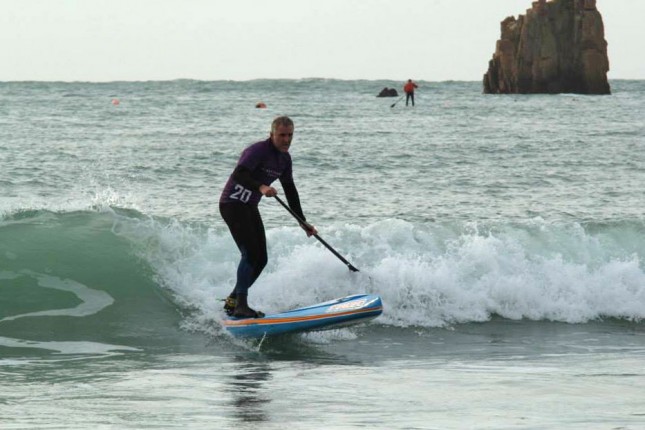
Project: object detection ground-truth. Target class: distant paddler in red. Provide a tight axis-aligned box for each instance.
[111,98,120,106]
[403,79,419,106]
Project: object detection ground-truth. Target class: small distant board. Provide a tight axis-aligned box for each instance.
[223,294,383,338]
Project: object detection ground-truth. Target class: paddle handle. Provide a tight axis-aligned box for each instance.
[273,195,359,272]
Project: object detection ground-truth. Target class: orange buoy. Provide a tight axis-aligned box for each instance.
[111,98,120,106]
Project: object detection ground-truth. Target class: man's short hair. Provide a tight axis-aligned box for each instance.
[271,116,294,133]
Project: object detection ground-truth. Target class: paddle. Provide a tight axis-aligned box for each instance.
[273,195,359,272]
[390,95,404,108]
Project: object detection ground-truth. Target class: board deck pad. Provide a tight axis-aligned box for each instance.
[222,294,383,338]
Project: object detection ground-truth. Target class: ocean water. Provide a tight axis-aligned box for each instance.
[1,79,644,429]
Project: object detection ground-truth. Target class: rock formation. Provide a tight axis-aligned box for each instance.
[483,0,610,94]
[377,87,398,97]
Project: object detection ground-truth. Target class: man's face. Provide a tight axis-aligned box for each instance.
[270,124,294,153]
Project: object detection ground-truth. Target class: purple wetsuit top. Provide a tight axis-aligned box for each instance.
[220,138,294,206]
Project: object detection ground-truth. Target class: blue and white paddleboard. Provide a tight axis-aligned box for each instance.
[223,294,383,338]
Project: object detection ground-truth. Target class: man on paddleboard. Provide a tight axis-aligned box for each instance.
[404,79,419,106]
[219,116,317,319]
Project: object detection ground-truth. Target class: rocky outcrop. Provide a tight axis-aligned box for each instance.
[377,87,398,97]
[483,0,610,94]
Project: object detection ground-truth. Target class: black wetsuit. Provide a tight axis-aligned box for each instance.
[219,138,305,298]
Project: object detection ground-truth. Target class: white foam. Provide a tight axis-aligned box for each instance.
[0,336,139,356]
[114,215,645,330]
[0,271,114,322]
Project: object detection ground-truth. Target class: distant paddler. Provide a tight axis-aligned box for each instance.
[404,79,419,106]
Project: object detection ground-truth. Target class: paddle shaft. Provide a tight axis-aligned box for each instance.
[273,195,359,272]
[390,95,404,108]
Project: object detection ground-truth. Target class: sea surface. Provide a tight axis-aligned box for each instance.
[1,79,644,429]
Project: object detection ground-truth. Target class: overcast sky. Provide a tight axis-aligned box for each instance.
[2,0,643,82]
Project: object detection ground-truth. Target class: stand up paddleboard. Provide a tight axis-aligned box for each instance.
[223,294,383,338]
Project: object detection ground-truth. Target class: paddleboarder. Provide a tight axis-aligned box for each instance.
[219,116,317,319]
[404,79,419,106]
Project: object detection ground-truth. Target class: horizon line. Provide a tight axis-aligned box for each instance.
[1,77,642,84]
